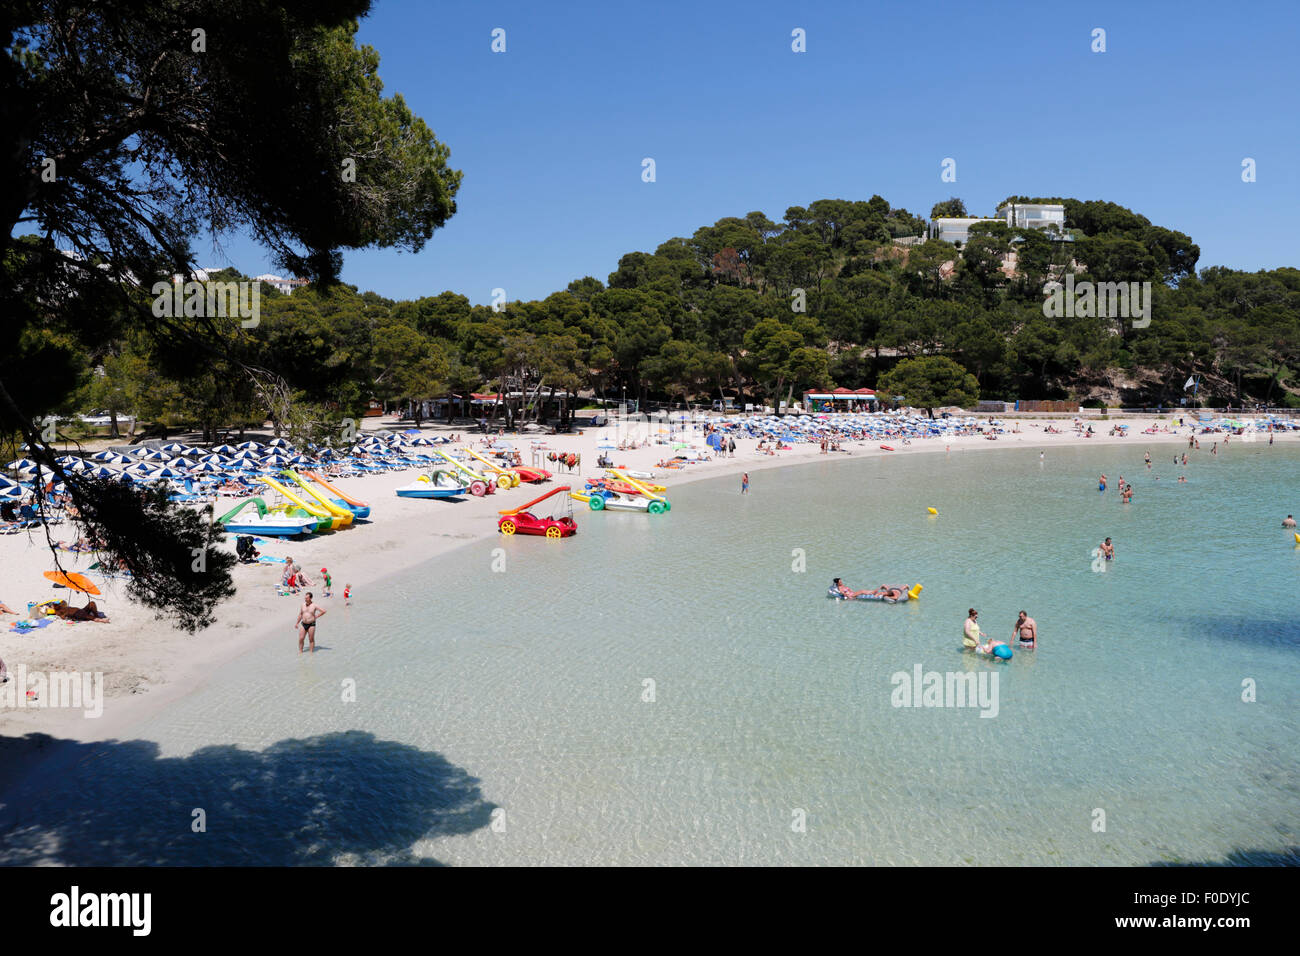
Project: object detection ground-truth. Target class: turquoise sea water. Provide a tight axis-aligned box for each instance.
[2,442,1297,865]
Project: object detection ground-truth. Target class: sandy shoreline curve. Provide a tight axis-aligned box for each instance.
[0,412,1286,794]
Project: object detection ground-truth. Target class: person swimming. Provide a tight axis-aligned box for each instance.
[1284,515,1297,528]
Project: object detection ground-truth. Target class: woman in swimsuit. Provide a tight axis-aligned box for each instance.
[832,578,872,599]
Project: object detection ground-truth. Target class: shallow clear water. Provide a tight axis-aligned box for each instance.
[3,442,1298,865]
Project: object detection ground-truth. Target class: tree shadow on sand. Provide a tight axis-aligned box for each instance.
[0,730,495,865]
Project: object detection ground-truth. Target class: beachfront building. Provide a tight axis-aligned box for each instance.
[803,387,878,413]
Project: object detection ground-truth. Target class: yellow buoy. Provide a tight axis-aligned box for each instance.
[927,507,938,515]
[908,584,924,600]
[1295,532,1300,544]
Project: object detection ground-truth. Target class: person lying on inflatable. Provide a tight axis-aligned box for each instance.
[832,577,870,598]
[832,579,905,602]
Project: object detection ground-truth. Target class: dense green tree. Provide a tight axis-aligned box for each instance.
[2,0,461,630]
[877,356,980,415]
[930,197,967,219]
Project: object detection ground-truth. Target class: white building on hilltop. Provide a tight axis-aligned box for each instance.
[166,270,306,294]
[929,201,1070,247]
[927,217,1001,246]
[995,202,1067,237]
[252,273,309,295]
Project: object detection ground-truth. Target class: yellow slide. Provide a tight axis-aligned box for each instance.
[463,447,520,488]
[259,476,351,530]
[280,470,357,525]
[609,470,668,502]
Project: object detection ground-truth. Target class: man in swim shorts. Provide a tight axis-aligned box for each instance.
[867,585,905,601]
[1283,515,1296,528]
[1013,610,1037,647]
[1101,537,1114,560]
[296,592,326,654]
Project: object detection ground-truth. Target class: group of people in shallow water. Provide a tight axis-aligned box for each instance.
[963,608,1037,653]
[1098,474,1136,501]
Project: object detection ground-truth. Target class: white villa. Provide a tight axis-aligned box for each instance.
[928,201,1069,247]
[252,273,309,295]
[165,269,306,295]
[996,201,1067,236]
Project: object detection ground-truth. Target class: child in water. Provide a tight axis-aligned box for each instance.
[321,567,332,597]
[343,583,352,606]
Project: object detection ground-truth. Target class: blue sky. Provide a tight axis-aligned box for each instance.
[201,0,1299,303]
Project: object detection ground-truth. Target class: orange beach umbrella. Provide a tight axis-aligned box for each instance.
[43,570,101,595]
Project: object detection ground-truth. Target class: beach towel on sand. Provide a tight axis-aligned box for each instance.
[10,617,52,633]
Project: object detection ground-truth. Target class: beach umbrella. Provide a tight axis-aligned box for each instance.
[160,442,194,454]
[189,461,223,474]
[85,465,120,479]
[267,438,292,448]
[57,456,92,473]
[210,444,239,454]
[0,486,23,500]
[288,454,315,466]
[6,458,39,471]
[236,441,265,450]
[91,451,134,463]
[44,570,101,596]
[152,465,186,478]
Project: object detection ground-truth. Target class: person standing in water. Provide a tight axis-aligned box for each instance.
[1013,611,1037,647]
[963,609,984,649]
[741,472,749,494]
[1099,474,1107,492]
[1144,449,1151,469]
[1101,538,1115,561]
[1283,515,1297,528]
[296,592,326,654]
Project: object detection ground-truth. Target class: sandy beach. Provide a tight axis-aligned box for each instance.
[0,412,1287,788]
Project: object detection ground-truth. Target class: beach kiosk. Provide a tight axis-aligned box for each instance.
[803,387,878,414]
